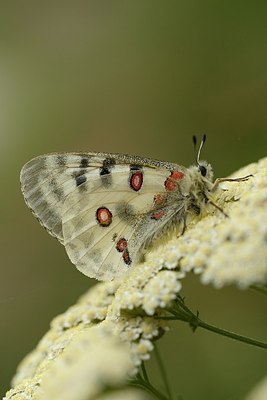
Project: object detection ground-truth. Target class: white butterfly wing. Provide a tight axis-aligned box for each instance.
[21,153,186,280]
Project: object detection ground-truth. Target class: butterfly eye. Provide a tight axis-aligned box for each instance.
[199,165,207,177]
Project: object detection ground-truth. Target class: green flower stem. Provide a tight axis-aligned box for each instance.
[192,318,267,349]
[132,353,172,400]
[154,344,173,400]
[141,361,150,383]
[251,284,267,295]
[131,373,168,400]
[159,296,267,350]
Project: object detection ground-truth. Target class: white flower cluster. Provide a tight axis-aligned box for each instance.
[6,257,177,399]
[109,266,183,318]
[201,158,267,288]
[37,325,144,400]
[5,324,150,400]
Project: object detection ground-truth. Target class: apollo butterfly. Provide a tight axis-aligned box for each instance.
[20,135,251,281]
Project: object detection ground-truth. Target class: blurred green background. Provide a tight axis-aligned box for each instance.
[1,1,266,398]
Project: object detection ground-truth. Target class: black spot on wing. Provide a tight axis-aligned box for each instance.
[100,167,110,175]
[80,157,89,168]
[73,156,90,189]
[75,174,87,187]
[130,164,143,171]
[100,157,116,175]
[99,157,116,186]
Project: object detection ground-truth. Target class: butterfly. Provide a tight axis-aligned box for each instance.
[20,135,251,281]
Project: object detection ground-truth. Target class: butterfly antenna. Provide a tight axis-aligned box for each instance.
[194,134,206,166]
[192,135,198,162]
[192,135,197,150]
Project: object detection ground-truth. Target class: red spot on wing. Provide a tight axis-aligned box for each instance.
[123,249,132,265]
[154,193,167,206]
[165,170,184,191]
[172,171,185,180]
[130,172,143,191]
[116,237,132,266]
[96,207,113,227]
[116,238,128,252]
[151,210,166,220]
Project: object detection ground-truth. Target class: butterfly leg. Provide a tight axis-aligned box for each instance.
[211,174,253,192]
[207,174,252,217]
[181,214,187,235]
[207,199,228,217]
